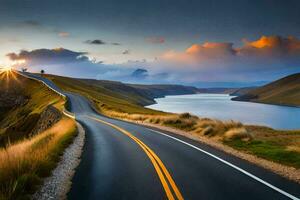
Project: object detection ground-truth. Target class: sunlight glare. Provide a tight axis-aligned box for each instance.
[1,66,12,72]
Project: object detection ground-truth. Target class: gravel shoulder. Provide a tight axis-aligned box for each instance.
[32,122,85,200]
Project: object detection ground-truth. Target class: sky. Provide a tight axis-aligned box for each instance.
[1,0,300,87]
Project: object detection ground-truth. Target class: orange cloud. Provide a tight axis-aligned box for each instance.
[156,35,300,81]
[186,42,236,58]
[163,35,300,64]
[240,35,300,56]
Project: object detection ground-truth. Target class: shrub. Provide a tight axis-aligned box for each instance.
[223,127,252,141]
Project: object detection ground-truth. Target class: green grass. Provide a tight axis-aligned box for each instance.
[225,139,300,168]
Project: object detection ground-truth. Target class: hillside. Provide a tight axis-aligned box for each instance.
[0,71,78,200]
[0,71,64,146]
[232,73,300,106]
[229,87,256,96]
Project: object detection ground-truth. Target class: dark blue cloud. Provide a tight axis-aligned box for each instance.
[7,48,88,65]
[85,40,106,45]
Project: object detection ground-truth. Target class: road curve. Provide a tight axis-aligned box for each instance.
[20,72,300,200]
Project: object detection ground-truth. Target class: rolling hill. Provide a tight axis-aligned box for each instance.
[232,73,300,107]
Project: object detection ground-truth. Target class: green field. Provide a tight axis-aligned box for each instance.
[226,125,300,168]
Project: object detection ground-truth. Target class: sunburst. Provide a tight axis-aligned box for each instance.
[0,66,21,90]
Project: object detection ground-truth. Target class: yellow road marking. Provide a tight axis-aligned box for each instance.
[139,141,184,200]
[87,116,184,200]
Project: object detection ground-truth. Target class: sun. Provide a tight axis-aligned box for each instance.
[0,66,12,72]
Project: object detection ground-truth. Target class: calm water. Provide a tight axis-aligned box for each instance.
[146,94,300,130]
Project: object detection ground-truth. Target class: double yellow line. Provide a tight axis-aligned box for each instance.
[88,116,184,200]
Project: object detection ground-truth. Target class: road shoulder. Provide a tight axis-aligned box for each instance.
[32,122,85,200]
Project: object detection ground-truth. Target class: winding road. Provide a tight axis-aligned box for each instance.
[20,72,300,200]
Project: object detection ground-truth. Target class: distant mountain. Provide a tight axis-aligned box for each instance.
[128,84,201,99]
[197,88,238,94]
[232,73,300,107]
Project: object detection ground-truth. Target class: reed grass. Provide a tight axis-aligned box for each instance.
[0,118,77,200]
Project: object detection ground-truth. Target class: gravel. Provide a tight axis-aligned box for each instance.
[32,122,85,200]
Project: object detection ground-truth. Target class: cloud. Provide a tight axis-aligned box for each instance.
[151,35,300,83]
[131,68,148,79]
[85,39,106,45]
[145,36,165,44]
[238,35,300,57]
[85,40,122,46]
[7,48,88,65]
[162,35,300,64]
[122,49,130,55]
[7,47,137,81]
[58,32,70,37]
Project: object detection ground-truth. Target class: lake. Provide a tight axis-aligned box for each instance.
[146,94,300,130]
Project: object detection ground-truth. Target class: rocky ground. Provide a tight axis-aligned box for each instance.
[31,105,62,136]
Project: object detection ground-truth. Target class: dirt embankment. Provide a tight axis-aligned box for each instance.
[31,106,62,136]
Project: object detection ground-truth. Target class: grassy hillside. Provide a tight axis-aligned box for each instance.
[0,71,64,146]
[232,73,300,106]
[0,71,77,199]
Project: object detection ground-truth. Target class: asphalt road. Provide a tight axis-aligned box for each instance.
[20,72,300,200]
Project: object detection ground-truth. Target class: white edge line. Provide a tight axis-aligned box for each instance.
[146,128,300,200]
[15,71,76,119]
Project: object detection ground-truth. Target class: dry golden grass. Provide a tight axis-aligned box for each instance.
[0,117,77,200]
[103,110,252,142]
